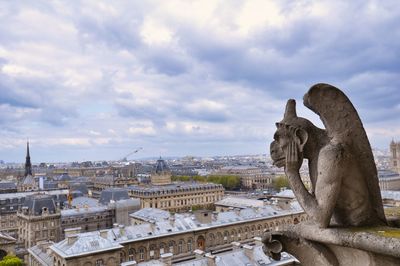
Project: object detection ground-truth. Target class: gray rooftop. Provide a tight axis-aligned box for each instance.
[215,197,265,209]
[22,174,36,185]
[171,245,297,266]
[0,181,16,190]
[381,190,400,201]
[128,182,223,194]
[99,188,130,205]
[61,205,109,217]
[23,194,58,215]
[155,157,169,174]
[378,170,400,180]
[130,208,171,222]
[50,204,303,258]
[0,189,69,200]
[51,232,123,259]
[28,243,53,266]
[66,196,99,208]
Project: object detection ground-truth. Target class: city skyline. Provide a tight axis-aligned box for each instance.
[0,1,400,162]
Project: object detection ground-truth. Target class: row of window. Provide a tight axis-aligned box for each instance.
[119,215,306,263]
[121,239,193,262]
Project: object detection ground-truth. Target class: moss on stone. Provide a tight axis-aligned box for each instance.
[349,226,400,239]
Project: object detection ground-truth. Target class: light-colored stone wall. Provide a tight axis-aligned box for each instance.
[0,213,18,238]
[129,186,224,212]
[17,212,61,249]
[119,212,307,264]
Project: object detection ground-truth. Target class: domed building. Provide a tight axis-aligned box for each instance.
[150,157,172,186]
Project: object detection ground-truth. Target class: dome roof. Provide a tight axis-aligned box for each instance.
[155,157,169,174]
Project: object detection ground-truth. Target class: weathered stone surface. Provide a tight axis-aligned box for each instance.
[270,83,386,228]
[266,83,400,265]
[264,223,400,265]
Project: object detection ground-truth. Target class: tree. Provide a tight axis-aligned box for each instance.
[273,175,290,191]
[0,255,23,266]
[207,175,240,190]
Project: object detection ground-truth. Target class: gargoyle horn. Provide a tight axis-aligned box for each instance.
[284,99,297,121]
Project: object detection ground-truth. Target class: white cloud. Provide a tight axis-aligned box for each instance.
[140,18,174,46]
[0,0,399,161]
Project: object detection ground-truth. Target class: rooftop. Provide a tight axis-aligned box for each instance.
[381,190,400,201]
[99,188,130,205]
[51,232,123,259]
[275,190,295,199]
[131,208,170,222]
[22,194,58,215]
[128,182,223,193]
[61,205,110,217]
[215,197,265,209]
[0,189,69,200]
[50,204,303,258]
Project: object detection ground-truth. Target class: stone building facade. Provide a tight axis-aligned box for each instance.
[150,158,172,186]
[60,206,115,239]
[390,140,400,173]
[127,183,224,212]
[215,166,274,190]
[0,190,68,238]
[17,195,62,249]
[28,205,307,265]
[378,169,400,190]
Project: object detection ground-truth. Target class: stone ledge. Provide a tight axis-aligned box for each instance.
[278,222,400,258]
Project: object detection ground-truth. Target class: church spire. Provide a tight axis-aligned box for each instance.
[25,141,32,177]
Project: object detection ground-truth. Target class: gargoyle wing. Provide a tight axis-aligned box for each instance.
[303,83,386,223]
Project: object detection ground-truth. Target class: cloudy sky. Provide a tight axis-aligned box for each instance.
[0,0,399,162]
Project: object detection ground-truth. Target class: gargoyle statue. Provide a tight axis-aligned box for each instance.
[270,83,387,228]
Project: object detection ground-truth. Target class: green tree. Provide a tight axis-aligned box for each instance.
[0,255,23,266]
[207,175,240,190]
[273,175,290,190]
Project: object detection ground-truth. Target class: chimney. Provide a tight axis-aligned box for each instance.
[231,241,241,250]
[212,211,218,221]
[253,237,263,246]
[100,230,108,239]
[64,227,81,237]
[205,253,216,266]
[169,216,175,226]
[194,210,212,224]
[119,224,125,235]
[243,245,254,261]
[67,234,78,245]
[194,249,204,259]
[234,208,241,216]
[22,206,29,215]
[160,253,173,266]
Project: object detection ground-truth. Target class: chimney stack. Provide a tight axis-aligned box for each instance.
[169,216,175,226]
[205,253,216,266]
[64,227,81,237]
[67,234,78,245]
[231,241,241,250]
[253,236,263,246]
[194,249,204,259]
[100,229,108,239]
[243,244,254,261]
[160,253,173,266]
[119,224,125,235]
